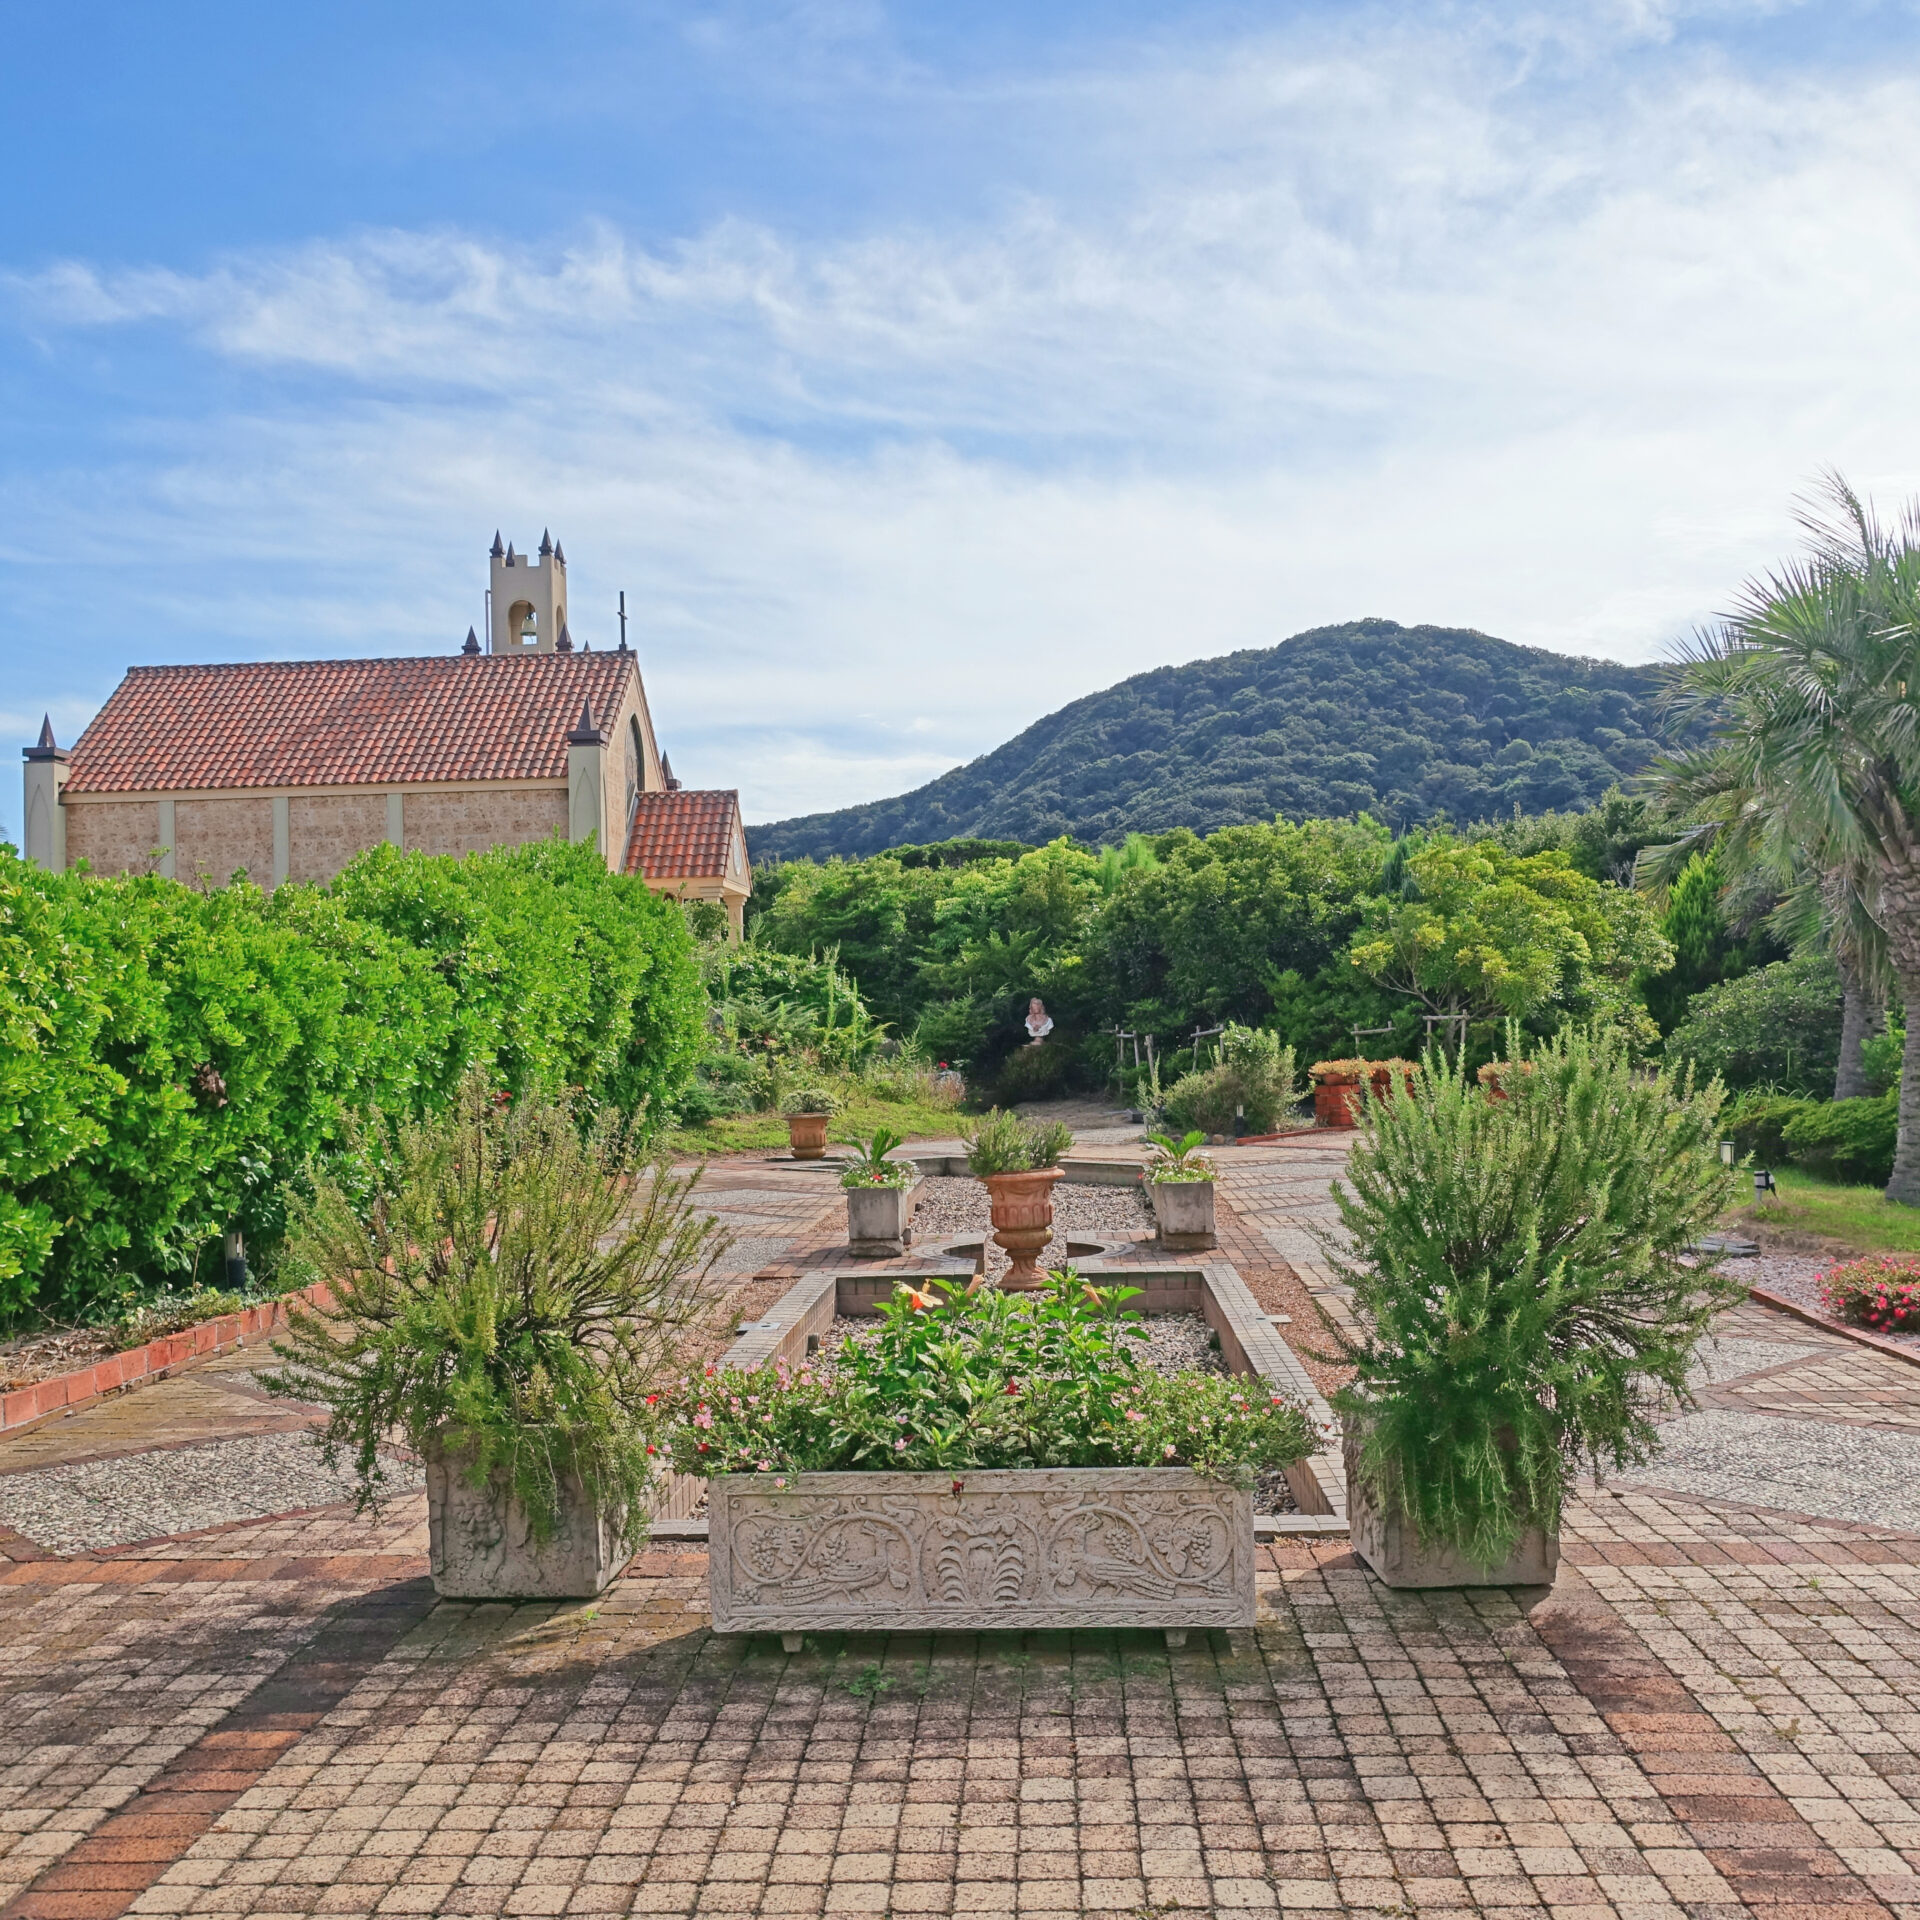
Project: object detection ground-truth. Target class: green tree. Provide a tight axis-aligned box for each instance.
[1643,853,1732,1034]
[1348,839,1671,1042]
[1651,478,1920,1201]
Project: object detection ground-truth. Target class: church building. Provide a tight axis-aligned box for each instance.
[20,531,752,935]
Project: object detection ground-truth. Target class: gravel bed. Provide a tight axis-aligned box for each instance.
[1615,1408,1920,1531]
[911,1176,1151,1279]
[0,1326,118,1393]
[0,1431,423,1554]
[1713,1249,1920,1354]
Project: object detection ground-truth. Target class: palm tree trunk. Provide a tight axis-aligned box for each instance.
[1887,973,1920,1205]
[1835,962,1887,1100]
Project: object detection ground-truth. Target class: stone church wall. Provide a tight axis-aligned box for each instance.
[177,797,274,888]
[405,786,568,860]
[288,794,388,885]
[65,798,161,876]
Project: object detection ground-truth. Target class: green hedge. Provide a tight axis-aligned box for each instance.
[0,838,702,1321]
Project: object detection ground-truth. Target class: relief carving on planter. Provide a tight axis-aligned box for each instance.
[710,1468,1253,1631]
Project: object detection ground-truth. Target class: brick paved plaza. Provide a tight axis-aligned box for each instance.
[6,1137,1920,1919]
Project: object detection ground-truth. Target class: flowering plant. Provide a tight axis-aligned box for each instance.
[1818,1254,1920,1333]
[838,1126,917,1190]
[651,1270,1315,1485]
[1143,1130,1217,1184]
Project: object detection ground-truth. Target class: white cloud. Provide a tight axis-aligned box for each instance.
[5,4,1919,820]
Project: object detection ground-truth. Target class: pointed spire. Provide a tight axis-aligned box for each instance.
[462,626,481,656]
[490,530,504,559]
[553,540,565,566]
[505,543,517,566]
[539,528,553,558]
[24,713,68,763]
[555,621,574,653]
[568,698,604,746]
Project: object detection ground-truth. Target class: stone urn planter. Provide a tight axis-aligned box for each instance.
[709,1467,1253,1646]
[426,1443,631,1600]
[1150,1179,1217,1251]
[982,1168,1063,1288]
[846,1177,921,1257]
[1343,1423,1557,1589]
[786,1113,830,1160]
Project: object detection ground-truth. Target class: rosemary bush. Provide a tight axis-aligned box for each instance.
[962,1108,1073,1176]
[271,1075,730,1539]
[1328,1027,1739,1568]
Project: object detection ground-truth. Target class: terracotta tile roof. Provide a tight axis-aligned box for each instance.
[624,789,745,884]
[64,653,639,793]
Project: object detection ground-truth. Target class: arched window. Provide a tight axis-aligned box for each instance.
[626,717,643,822]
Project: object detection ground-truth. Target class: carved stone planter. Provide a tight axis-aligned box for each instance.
[786,1113,830,1160]
[1150,1179,1217,1251]
[982,1168,1062,1288]
[710,1468,1253,1643]
[846,1178,920,1257]
[1344,1424,1557,1589]
[426,1443,630,1600]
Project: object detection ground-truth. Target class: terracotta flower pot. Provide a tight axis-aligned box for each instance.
[981,1168,1063,1290]
[786,1113,830,1160]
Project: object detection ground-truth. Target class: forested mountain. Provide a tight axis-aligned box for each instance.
[748,620,1672,862]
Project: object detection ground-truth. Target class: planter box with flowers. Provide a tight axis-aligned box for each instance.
[1144,1130,1217,1251]
[1307,1059,1417,1129]
[657,1271,1315,1640]
[783,1087,838,1161]
[841,1127,921,1257]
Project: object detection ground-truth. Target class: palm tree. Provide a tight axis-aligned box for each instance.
[1648,477,1920,1200]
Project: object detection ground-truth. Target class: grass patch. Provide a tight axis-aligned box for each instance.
[664,1088,964,1158]
[1729,1166,1920,1255]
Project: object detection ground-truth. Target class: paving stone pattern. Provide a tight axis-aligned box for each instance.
[14,1138,1920,1915]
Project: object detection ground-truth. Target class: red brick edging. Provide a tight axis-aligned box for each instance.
[1748,1280,1920,1371]
[1,1283,330,1437]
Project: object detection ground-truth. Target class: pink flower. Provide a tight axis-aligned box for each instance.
[894,1438,909,1452]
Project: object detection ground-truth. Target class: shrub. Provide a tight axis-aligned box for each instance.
[988,1040,1079,1107]
[962,1109,1073,1176]
[1781,1092,1899,1187]
[1330,1028,1739,1569]
[106,1284,257,1347]
[1,839,705,1325]
[1663,952,1843,1094]
[1819,1254,1920,1333]
[654,1272,1316,1483]
[782,1087,838,1116]
[271,1076,729,1538]
[1164,1026,1300,1134]
[1720,1090,1814,1168]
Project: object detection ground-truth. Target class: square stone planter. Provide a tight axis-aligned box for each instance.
[845,1178,920,1257]
[426,1445,631,1600]
[1150,1179,1217,1251]
[710,1467,1254,1641]
[1344,1425,1557,1589]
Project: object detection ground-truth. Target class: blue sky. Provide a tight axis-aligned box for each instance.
[6,1,1920,836]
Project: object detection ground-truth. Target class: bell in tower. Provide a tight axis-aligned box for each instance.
[487,529,569,654]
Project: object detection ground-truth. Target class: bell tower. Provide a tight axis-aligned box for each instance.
[487,529,571,654]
